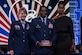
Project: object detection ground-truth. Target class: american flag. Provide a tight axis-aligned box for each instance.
[0,0,69,45]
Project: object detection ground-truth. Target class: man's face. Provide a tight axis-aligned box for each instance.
[18,10,27,21]
[57,4,65,14]
[40,7,47,18]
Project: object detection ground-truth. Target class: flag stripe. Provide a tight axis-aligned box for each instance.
[0,16,10,30]
[0,28,9,37]
[14,0,20,13]
[0,12,10,26]
[0,23,9,33]
[7,0,18,21]
[0,42,8,45]
[51,0,69,18]
[36,0,42,16]
[41,0,45,6]
[66,13,70,17]
[0,20,10,31]
[34,2,38,10]
[65,8,69,14]
[0,40,8,43]
[11,0,18,18]
[44,0,50,7]
[19,1,22,8]
[0,38,8,42]
[48,2,58,18]
[31,0,35,10]
[0,33,8,39]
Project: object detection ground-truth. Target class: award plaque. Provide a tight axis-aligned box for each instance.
[41,40,50,46]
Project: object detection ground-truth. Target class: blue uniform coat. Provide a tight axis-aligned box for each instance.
[8,20,30,54]
[29,17,57,54]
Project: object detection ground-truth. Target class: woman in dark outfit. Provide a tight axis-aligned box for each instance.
[52,1,75,55]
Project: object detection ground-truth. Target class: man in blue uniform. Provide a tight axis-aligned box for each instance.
[8,7,30,55]
[29,6,57,55]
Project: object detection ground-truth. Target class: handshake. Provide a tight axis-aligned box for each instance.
[37,40,52,47]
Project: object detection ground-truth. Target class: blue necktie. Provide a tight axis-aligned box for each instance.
[43,18,45,24]
[43,18,46,25]
[22,22,25,29]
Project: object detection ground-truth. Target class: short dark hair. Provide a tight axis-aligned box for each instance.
[40,6,47,11]
[58,1,65,6]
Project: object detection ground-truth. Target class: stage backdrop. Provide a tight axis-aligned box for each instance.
[70,0,82,45]
[0,0,75,45]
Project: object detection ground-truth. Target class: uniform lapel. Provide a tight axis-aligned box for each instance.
[18,21,24,30]
[25,22,27,29]
[38,17,45,28]
[25,21,28,30]
[38,17,48,29]
[45,18,49,29]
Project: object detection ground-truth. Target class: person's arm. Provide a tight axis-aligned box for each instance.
[69,18,75,51]
[71,39,75,51]
[8,22,15,55]
[50,21,57,46]
[9,50,14,55]
[29,19,40,46]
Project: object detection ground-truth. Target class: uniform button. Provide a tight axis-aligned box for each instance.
[23,40,25,42]
[23,32,25,34]
[23,36,25,38]
[44,34,46,36]
[44,30,46,32]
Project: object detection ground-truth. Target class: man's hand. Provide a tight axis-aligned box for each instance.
[48,41,52,47]
[70,39,75,51]
[70,44,74,51]
[9,50,14,55]
[37,42,43,47]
